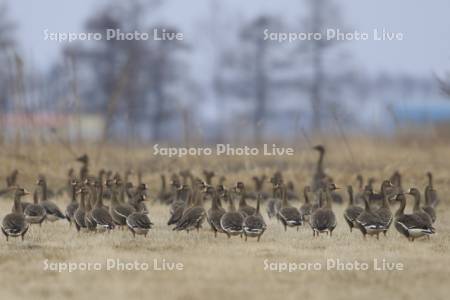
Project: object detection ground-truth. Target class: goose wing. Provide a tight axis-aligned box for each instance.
[24,204,46,217]
[42,201,65,218]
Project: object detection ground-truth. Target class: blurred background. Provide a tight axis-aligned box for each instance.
[1,0,450,145]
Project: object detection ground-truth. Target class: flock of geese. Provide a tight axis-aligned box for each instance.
[1,146,440,242]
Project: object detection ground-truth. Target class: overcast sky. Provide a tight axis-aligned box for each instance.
[7,0,450,77]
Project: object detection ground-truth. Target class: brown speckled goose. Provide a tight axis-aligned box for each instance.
[355,192,386,239]
[407,188,434,227]
[109,185,136,228]
[376,187,393,236]
[205,186,226,237]
[65,180,79,225]
[173,185,206,233]
[90,181,115,232]
[2,188,30,241]
[236,182,256,217]
[36,176,65,222]
[343,185,363,232]
[277,185,302,231]
[310,184,337,236]
[126,193,153,237]
[220,191,244,238]
[425,172,439,208]
[299,186,313,223]
[167,185,191,226]
[243,194,266,241]
[74,186,89,232]
[24,188,46,226]
[394,193,435,241]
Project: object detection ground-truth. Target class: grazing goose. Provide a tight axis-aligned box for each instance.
[394,194,435,241]
[173,185,206,233]
[236,182,256,217]
[277,185,302,231]
[310,184,337,236]
[24,189,46,226]
[65,180,79,225]
[205,187,226,237]
[425,172,439,208]
[167,185,191,226]
[343,186,363,232]
[36,176,65,222]
[299,186,313,223]
[126,193,153,237]
[109,185,136,228]
[355,193,386,239]
[243,194,266,241]
[74,186,89,232]
[220,191,244,238]
[407,188,434,227]
[376,189,393,236]
[1,188,30,241]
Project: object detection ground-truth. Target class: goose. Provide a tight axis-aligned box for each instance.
[65,180,79,225]
[243,194,266,241]
[76,154,89,181]
[109,185,136,228]
[252,175,269,200]
[236,182,256,217]
[394,193,435,241]
[128,183,149,214]
[425,172,439,208]
[343,185,363,232]
[355,193,386,239]
[407,188,434,227]
[367,180,394,209]
[311,145,331,192]
[1,188,30,241]
[299,186,313,223]
[220,191,244,238]
[277,184,302,231]
[6,169,19,187]
[376,188,393,236]
[90,181,115,232]
[74,186,89,232]
[389,171,403,197]
[354,174,365,204]
[167,185,190,226]
[205,186,226,237]
[24,188,46,226]
[266,182,281,218]
[84,189,97,231]
[285,181,299,200]
[126,193,153,237]
[36,176,65,222]
[203,170,215,185]
[173,185,206,233]
[310,184,337,236]
[423,186,437,223]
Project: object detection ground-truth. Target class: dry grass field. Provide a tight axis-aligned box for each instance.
[0,139,449,300]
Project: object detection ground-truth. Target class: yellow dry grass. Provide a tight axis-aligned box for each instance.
[0,139,449,300]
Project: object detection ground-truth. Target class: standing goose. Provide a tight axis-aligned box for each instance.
[355,193,386,239]
[36,176,65,222]
[236,182,256,217]
[343,186,363,232]
[252,175,269,200]
[109,185,136,228]
[407,188,434,226]
[74,186,89,232]
[423,186,437,223]
[173,185,206,232]
[1,188,30,241]
[220,191,244,238]
[277,184,302,231]
[126,193,153,237]
[243,194,266,242]
[205,187,226,237]
[354,174,365,204]
[394,193,435,241]
[299,186,313,223]
[266,182,281,218]
[425,172,439,208]
[312,145,329,192]
[376,188,393,236]
[90,180,115,232]
[65,179,79,225]
[84,191,97,231]
[24,189,46,226]
[310,184,337,236]
[167,185,190,226]
[128,183,149,214]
